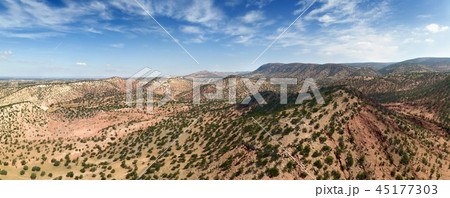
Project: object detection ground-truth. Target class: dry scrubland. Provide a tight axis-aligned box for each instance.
[0,63,449,180]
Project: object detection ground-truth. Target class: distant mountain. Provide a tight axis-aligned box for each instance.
[349,66,381,77]
[379,63,435,74]
[246,63,380,81]
[344,62,392,70]
[399,57,450,71]
[377,57,450,74]
[184,71,247,78]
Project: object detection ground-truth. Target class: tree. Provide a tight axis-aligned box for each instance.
[325,156,334,165]
[400,154,410,165]
[346,152,354,169]
[30,173,37,180]
[32,166,41,172]
[66,171,74,178]
[266,167,280,178]
[313,160,323,169]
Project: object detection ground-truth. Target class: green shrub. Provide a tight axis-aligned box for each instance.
[266,167,280,178]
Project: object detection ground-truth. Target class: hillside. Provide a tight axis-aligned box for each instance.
[0,58,449,180]
[379,63,435,74]
[246,63,379,81]
[344,62,392,70]
[400,57,450,72]
[184,71,246,78]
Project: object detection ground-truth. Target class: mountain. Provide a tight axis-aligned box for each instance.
[400,57,450,71]
[344,62,392,70]
[246,63,380,82]
[0,58,449,180]
[337,72,449,125]
[184,71,247,78]
[379,63,435,74]
[378,57,450,74]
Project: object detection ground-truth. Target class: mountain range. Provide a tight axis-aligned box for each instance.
[0,57,448,180]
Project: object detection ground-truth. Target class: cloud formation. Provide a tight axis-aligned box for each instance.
[426,24,449,33]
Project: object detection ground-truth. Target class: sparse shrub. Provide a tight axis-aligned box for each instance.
[266,167,279,178]
[66,171,74,178]
[325,156,334,165]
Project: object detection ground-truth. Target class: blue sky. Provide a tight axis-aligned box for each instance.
[0,0,449,78]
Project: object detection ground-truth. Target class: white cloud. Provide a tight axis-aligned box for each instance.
[318,15,335,23]
[0,0,223,38]
[0,50,13,61]
[224,25,254,36]
[110,43,125,48]
[305,0,389,26]
[110,0,223,28]
[225,0,244,7]
[235,35,254,44]
[185,35,207,44]
[76,62,88,66]
[0,0,109,31]
[426,24,449,33]
[246,0,274,8]
[318,31,399,62]
[181,26,203,34]
[241,10,265,23]
[0,30,63,39]
[424,38,434,43]
[86,27,102,34]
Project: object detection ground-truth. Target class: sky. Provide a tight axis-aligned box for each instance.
[0,0,449,78]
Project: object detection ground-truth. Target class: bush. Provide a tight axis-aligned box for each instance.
[20,170,25,175]
[284,161,294,172]
[266,167,280,178]
[31,166,41,172]
[356,171,368,180]
[331,170,341,180]
[220,156,233,171]
[325,156,334,165]
[30,173,37,180]
[313,160,323,169]
[66,172,74,178]
[346,152,354,168]
[301,145,311,157]
[400,154,410,165]
[0,170,7,175]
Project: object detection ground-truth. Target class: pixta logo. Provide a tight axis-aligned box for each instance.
[193,78,324,105]
[126,68,324,114]
[126,68,171,114]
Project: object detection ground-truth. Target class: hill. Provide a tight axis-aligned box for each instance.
[400,57,450,71]
[184,71,247,78]
[0,58,448,180]
[379,63,435,74]
[344,62,392,70]
[246,63,380,82]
